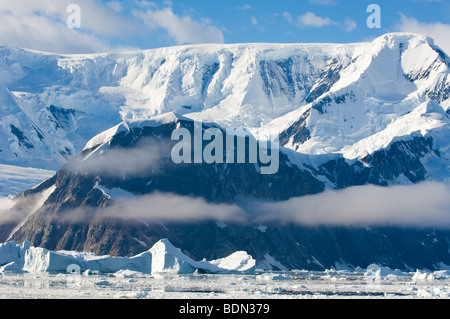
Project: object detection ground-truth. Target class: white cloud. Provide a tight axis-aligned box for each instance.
[308,0,337,5]
[44,182,450,229]
[0,0,224,53]
[0,12,110,54]
[56,192,247,224]
[0,197,14,217]
[246,182,450,228]
[237,4,252,10]
[284,12,336,29]
[106,1,125,13]
[133,6,224,45]
[298,12,336,28]
[0,0,139,53]
[0,193,47,224]
[71,138,170,178]
[397,14,450,55]
[3,179,449,229]
[251,16,258,26]
[344,18,357,32]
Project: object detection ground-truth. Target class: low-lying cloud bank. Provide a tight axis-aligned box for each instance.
[87,182,450,229]
[0,191,49,224]
[0,197,14,220]
[246,182,450,228]
[1,182,450,229]
[71,138,172,178]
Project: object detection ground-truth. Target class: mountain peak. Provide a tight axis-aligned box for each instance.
[1,34,449,271]
[82,112,192,152]
[123,112,189,128]
[0,33,448,171]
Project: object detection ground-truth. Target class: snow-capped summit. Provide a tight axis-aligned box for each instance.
[1,34,450,271]
[1,33,448,172]
[82,112,186,151]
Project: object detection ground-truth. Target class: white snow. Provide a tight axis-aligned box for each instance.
[0,164,54,197]
[255,225,268,233]
[310,256,325,269]
[412,270,435,282]
[364,265,407,278]
[2,33,448,179]
[23,246,152,274]
[83,123,126,152]
[93,184,133,200]
[82,112,185,152]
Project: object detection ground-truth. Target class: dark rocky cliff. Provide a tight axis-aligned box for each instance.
[3,116,450,270]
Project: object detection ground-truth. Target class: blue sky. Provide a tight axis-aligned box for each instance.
[0,0,449,54]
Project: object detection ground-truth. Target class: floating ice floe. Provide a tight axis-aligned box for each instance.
[208,251,256,274]
[364,265,408,278]
[0,239,255,275]
[0,262,27,274]
[412,270,435,282]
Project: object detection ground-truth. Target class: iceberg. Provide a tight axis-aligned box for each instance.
[149,238,256,274]
[149,238,199,274]
[0,238,256,275]
[23,246,152,274]
[208,251,256,274]
[0,261,27,274]
[0,240,30,267]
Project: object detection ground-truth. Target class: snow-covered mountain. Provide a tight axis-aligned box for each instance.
[1,33,450,270]
[2,111,450,270]
[1,33,448,178]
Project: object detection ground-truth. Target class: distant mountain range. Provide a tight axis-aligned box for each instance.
[1,33,449,271]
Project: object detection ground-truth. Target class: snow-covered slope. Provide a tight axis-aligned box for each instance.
[0,164,54,197]
[1,33,450,271]
[1,33,448,173]
[260,33,449,157]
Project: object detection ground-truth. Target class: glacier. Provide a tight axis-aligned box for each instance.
[1,32,450,272]
[0,32,448,180]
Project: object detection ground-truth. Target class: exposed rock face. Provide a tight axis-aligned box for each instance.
[6,116,324,256]
[4,115,450,270]
[1,33,450,270]
[310,135,437,189]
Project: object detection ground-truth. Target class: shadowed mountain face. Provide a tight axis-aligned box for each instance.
[1,33,450,270]
[3,115,450,270]
[5,116,324,254]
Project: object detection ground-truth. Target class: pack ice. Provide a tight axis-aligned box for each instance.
[0,239,255,275]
